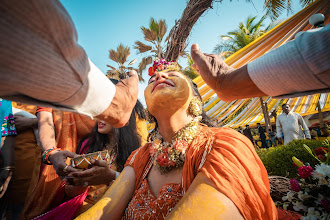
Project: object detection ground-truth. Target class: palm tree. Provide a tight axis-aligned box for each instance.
[106,44,143,81]
[213,15,278,58]
[134,18,168,74]
[259,0,316,21]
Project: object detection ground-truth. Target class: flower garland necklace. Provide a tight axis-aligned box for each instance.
[149,116,202,173]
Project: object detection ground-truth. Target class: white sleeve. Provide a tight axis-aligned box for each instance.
[60,59,116,117]
[247,25,330,97]
[276,116,282,138]
[0,0,115,117]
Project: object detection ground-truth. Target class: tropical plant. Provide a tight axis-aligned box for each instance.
[106,44,143,81]
[258,0,316,21]
[213,15,278,58]
[134,18,168,74]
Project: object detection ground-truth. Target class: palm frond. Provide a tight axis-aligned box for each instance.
[138,56,152,72]
[264,0,287,21]
[158,19,167,39]
[109,49,119,63]
[128,58,137,65]
[134,41,152,53]
[149,18,159,34]
[106,64,116,70]
[116,44,130,64]
[299,0,315,7]
[141,27,156,42]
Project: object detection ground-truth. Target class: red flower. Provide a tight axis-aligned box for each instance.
[173,140,188,152]
[148,66,154,76]
[169,160,176,166]
[156,153,169,166]
[289,178,301,192]
[314,147,328,155]
[298,165,314,179]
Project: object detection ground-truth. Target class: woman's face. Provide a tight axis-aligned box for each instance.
[144,70,192,115]
[97,120,113,134]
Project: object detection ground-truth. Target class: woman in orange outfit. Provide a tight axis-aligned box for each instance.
[77,59,278,220]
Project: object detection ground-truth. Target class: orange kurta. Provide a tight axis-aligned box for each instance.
[125,126,277,220]
[22,108,95,219]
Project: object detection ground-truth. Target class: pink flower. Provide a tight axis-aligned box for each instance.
[289,178,301,192]
[298,165,314,179]
[173,140,188,152]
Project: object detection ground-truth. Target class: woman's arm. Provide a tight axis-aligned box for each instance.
[75,166,136,220]
[166,172,244,220]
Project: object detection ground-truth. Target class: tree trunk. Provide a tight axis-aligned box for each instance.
[260,97,271,132]
[164,0,214,61]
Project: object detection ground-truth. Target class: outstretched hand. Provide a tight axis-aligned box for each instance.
[66,159,115,186]
[191,43,234,89]
[190,44,265,101]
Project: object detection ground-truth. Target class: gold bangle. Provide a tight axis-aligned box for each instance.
[1,166,15,171]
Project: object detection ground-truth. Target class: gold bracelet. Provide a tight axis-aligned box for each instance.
[1,166,15,171]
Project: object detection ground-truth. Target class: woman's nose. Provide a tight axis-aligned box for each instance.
[155,71,168,81]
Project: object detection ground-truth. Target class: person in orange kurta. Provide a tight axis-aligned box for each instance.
[22,107,95,219]
[77,60,277,220]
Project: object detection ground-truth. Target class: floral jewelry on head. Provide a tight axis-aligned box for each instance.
[148,58,180,76]
[188,97,203,117]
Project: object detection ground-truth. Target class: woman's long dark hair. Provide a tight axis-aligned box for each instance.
[77,79,144,171]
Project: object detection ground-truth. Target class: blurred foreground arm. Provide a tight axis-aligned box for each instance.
[191,25,329,101]
[75,166,136,220]
[166,172,244,219]
[0,0,138,127]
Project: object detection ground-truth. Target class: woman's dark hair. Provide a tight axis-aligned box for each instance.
[147,74,217,141]
[77,78,143,171]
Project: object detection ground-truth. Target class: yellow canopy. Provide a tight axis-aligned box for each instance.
[194,0,330,128]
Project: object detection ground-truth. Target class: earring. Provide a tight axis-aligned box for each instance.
[145,109,156,123]
[188,97,203,117]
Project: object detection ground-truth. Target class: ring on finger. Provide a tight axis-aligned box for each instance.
[63,165,69,174]
[83,181,88,187]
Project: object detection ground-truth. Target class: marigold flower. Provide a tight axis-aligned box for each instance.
[298,165,314,179]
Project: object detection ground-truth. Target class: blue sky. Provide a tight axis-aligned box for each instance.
[60,0,303,106]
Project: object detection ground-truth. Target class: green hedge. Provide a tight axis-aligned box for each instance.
[256,139,325,178]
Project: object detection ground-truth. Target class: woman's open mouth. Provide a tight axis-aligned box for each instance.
[152,80,175,92]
